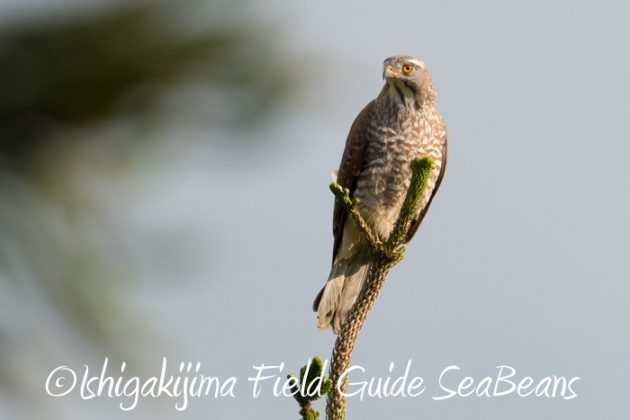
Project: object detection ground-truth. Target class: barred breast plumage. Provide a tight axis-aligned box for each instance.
[356,95,446,240]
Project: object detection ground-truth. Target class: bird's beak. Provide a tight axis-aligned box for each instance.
[383,64,400,80]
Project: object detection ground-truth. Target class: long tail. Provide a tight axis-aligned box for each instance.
[313,258,370,334]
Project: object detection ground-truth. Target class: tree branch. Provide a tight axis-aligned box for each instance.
[290,356,333,420]
[329,183,383,251]
[325,157,434,419]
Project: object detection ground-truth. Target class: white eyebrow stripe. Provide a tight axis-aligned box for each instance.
[408,59,426,68]
[383,56,427,69]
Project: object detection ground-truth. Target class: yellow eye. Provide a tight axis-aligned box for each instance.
[402,64,414,73]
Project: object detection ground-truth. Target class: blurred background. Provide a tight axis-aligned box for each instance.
[0,0,628,419]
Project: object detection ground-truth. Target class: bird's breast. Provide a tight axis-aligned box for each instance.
[354,106,444,239]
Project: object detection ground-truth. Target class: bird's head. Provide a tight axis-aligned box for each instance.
[382,55,435,106]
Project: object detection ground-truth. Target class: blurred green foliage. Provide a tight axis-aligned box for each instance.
[0,0,293,162]
[0,3,296,417]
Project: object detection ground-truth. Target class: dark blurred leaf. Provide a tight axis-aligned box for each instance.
[0,0,294,161]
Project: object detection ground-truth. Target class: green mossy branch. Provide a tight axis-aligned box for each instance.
[325,157,434,420]
[290,356,334,420]
[387,157,435,247]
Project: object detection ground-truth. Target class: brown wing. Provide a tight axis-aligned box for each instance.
[331,100,375,263]
[404,135,448,243]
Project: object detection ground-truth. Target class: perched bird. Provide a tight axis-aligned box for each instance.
[313,55,447,334]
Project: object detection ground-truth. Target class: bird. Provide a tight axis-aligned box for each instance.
[313,55,447,334]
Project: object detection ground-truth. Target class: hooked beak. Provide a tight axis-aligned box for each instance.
[383,64,400,80]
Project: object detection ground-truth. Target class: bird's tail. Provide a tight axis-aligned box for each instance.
[313,258,370,334]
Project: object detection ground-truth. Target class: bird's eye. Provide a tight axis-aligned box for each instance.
[402,64,414,74]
